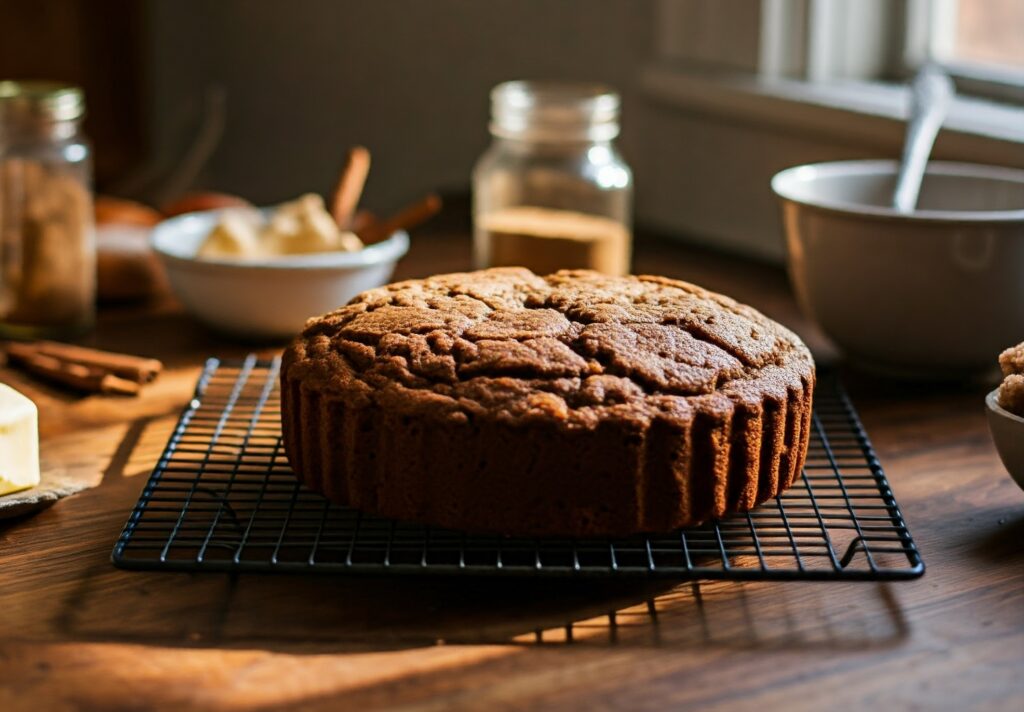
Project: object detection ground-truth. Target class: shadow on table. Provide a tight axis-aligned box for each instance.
[43,406,911,655]
[53,561,909,653]
[968,509,1024,565]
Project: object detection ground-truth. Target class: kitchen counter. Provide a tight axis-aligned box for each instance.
[1,224,1021,711]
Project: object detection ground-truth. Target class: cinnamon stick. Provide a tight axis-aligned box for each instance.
[351,209,379,236]
[329,146,371,229]
[17,352,140,396]
[6,341,162,384]
[358,193,442,245]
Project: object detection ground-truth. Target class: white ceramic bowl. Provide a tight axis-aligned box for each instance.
[151,209,409,340]
[985,389,1024,493]
[772,160,1024,377]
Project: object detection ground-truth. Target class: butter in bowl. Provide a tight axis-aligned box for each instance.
[197,193,364,261]
[151,147,439,341]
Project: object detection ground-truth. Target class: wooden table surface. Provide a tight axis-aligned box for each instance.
[1,226,1022,711]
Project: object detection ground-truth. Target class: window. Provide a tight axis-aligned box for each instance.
[655,0,1024,103]
[921,0,1024,104]
[639,0,1024,260]
[942,0,1024,70]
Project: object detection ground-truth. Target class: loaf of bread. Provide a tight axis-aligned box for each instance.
[281,268,815,536]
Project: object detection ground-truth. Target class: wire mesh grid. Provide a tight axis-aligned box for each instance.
[112,356,923,580]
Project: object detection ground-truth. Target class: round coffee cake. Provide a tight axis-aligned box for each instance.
[281,268,815,536]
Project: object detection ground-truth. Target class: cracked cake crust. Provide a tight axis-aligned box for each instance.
[281,268,815,536]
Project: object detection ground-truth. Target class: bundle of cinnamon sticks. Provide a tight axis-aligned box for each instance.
[328,145,442,244]
[3,341,162,396]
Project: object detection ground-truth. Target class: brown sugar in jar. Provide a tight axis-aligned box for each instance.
[0,82,94,339]
[476,205,631,276]
[473,81,633,275]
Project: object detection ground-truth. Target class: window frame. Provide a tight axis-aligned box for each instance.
[901,0,1024,107]
[935,60,1024,107]
[639,0,1024,260]
[656,0,1024,105]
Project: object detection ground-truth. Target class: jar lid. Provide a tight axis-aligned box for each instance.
[490,80,620,142]
[0,81,85,124]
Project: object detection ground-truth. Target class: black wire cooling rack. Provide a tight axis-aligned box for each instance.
[112,356,924,581]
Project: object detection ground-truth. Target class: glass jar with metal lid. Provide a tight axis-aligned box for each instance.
[0,81,94,339]
[472,80,633,276]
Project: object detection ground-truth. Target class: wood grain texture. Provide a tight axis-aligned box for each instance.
[1,226,1022,711]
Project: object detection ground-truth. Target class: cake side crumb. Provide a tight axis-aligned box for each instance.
[280,267,817,536]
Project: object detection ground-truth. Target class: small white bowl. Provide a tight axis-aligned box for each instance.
[772,160,1024,377]
[985,389,1024,493]
[151,209,409,340]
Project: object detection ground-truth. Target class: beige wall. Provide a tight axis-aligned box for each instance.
[147,0,654,212]
[149,1,1023,262]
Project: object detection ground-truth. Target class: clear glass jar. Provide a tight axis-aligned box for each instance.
[0,81,94,339]
[473,81,633,276]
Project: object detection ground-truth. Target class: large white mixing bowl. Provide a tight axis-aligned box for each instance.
[773,160,1024,377]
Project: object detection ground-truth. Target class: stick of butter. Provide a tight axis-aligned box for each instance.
[0,383,40,496]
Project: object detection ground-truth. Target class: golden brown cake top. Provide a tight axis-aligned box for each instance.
[287,268,814,427]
